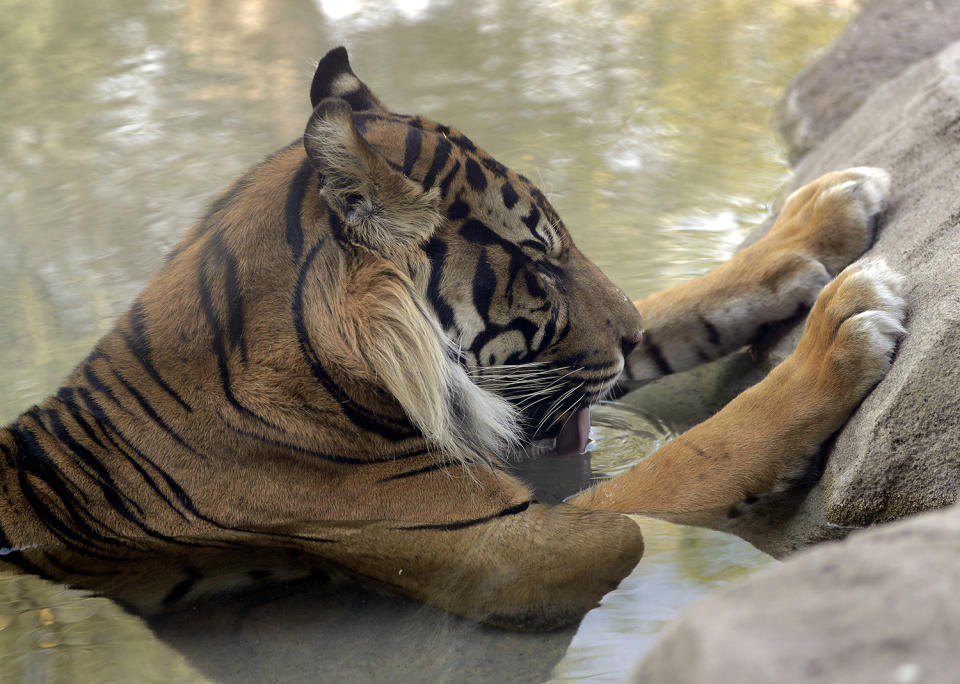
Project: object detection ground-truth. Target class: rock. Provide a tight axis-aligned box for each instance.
[629,6,960,681]
[718,21,960,555]
[777,0,960,163]
[632,504,960,684]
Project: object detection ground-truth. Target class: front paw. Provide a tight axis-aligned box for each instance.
[773,167,891,276]
[798,256,906,406]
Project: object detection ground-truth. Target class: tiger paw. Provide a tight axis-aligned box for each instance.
[752,257,907,493]
[792,256,906,425]
[771,167,891,276]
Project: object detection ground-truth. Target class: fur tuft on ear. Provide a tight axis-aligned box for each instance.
[311,47,386,111]
[305,98,441,254]
[342,261,521,466]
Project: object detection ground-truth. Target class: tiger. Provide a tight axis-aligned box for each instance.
[0,46,905,631]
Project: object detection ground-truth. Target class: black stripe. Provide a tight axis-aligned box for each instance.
[501,182,519,210]
[402,125,423,176]
[584,370,622,388]
[395,501,532,532]
[464,158,487,192]
[0,442,13,468]
[210,234,247,363]
[424,238,456,332]
[35,410,188,545]
[83,363,120,405]
[522,206,542,237]
[327,200,347,241]
[472,249,496,322]
[644,337,674,376]
[285,158,314,262]
[460,218,505,246]
[380,460,460,482]
[39,408,145,518]
[109,368,205,458]
[23,419,203,554]
[197,251,276,429]
[438,160,461,198]
[225,421,426,465]
[522,264,548,299]
[124,302,192,412]
[198,254,236,406]
[447,199,470,221]
[10,425,128,558]
[451,133,477,153]
[422,137,451,188]
[468,316,541,361]
[534,304,559,356]
[700,316,721,347]
[66,388,331,547]
[73,387,192,520]
[480,157,508,178]
[529,188,552,216]
[70,391,323,547]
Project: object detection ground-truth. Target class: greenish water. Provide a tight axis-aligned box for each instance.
[0,0,850,681]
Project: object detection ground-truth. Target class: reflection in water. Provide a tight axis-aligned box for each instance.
[0,575,206,683]
[0,0,850,681]
[552,518,775,683]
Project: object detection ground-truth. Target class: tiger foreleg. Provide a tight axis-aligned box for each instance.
[572,257,906,525]
[626,167,891,384]
[280,503,645,631]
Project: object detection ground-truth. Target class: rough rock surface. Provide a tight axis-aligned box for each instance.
[633,505,960,684]
[777,0,960,162]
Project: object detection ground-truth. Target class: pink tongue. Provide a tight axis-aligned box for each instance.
[554,407,591,455]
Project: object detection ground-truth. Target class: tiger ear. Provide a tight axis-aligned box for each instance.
[304,97,441,253]
[310,47,386,112]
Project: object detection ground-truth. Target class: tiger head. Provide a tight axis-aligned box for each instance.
[297,47,642,461]
[134,47,641,475]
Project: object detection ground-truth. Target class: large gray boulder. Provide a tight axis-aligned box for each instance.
[633,504,960,684]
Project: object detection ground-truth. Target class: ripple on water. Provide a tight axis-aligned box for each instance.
[587,400,677,479]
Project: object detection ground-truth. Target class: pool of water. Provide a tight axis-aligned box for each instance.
[0,0,851,681]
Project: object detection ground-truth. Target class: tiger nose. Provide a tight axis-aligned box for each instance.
[620,328,643,358]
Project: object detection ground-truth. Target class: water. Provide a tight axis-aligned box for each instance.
[0,0,851,681]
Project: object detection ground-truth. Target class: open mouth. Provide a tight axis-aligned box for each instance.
[554,405,591,455]
[479,364,618,457]
[529,405,592,456]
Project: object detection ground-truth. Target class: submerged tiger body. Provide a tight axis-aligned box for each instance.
[0,48,905,629]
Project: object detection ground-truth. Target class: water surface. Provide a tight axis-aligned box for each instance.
[0,0,851,681]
